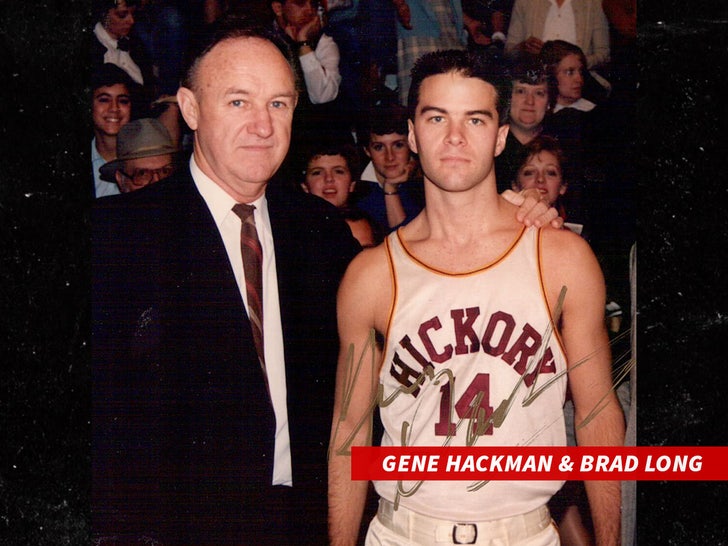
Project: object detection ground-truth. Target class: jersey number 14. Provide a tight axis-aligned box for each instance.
[434,373,494,437]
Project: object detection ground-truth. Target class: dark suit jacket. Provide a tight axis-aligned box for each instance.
[92,166,360,544]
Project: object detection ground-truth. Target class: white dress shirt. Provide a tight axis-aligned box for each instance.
[190,155,292,486]
[94,22,144,85]
[92,138,120,198]
[299,33,341,104]
[542,0,577,45]
[359,161,379,185]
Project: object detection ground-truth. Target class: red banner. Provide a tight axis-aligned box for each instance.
[350,446,728,481]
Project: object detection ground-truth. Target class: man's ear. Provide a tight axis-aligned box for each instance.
[407,119,418,154]
[363,146,371,159]
[495,124,509,157]
[177,87,199,131]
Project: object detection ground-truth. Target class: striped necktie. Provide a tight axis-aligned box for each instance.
[232,203,267,389]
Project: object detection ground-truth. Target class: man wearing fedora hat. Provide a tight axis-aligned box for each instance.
[99,117,178,193]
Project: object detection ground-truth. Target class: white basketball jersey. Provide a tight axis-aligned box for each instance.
[375,226,568,521]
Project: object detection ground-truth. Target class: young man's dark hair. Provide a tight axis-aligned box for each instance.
[90,63,143,120]
[407,49,511,124]
[300,140,361,182]
[90,62,139,93]
[357,103,409,148]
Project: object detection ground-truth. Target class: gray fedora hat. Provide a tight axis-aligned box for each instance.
[99,118,178,182]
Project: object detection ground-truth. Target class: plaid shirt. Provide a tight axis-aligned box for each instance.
[396,0,466,104]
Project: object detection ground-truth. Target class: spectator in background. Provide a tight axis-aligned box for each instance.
[391,0,467,104]
[541,40,606,250]
[543,40,596,115]
[511,134,587,237]
[270,0,349,145]
[300,141,383,247]
[91,0,154,90]
[98,117,179,193]
[91,64,137,198]
[512,135,567,210]
[495,56,550,192]
[271,0,341,106]
[505,0,609,69]
[92,0,181,146]
[505,0,610,100]
[356,103,424,233]
[540,40,606,164]
[540,39,604,187]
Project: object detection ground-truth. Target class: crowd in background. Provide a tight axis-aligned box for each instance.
[91,0,634,254]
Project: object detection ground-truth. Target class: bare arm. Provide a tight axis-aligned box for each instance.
[329,249,389,545]
[382,160,416,228]
[383,188,407,229]
[542,231,625,545]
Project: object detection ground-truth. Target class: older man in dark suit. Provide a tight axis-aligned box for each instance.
[92,17,359,545]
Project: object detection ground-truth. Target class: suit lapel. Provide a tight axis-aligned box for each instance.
[164,169,263,375]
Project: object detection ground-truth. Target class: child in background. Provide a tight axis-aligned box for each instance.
[300,141,383,248]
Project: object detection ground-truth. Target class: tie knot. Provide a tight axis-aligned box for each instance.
[233,203,256,221]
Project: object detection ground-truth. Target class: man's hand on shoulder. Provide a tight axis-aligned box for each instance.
[501,188,565,229]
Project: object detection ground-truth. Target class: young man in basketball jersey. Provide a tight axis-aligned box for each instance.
[329,50,624,546]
